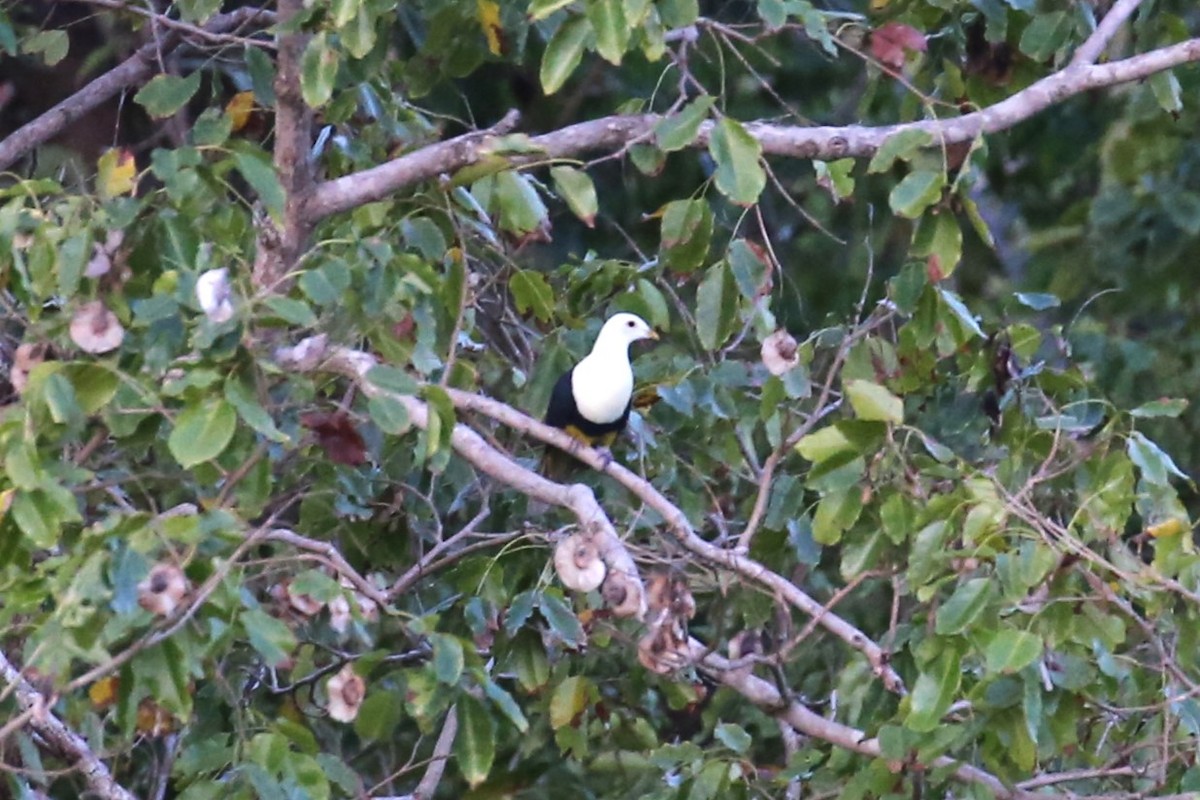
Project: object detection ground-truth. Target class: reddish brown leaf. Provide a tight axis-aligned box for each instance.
[870,22,927,70]
[301,411,367,466]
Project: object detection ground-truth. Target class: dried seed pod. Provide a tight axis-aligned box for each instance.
[637,623,691,674]
[137,564,189,617]
[554,533,607,592]
[271,579,323,617]
[601,569,645,618]
[69,301,124,354]
[325,664,366,723]
[761,328,799,376]
[10,342,48,394]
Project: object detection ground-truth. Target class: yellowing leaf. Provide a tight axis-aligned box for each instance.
[97,148,137,199]
[226,91,255,132]
[89,676,119,709]
[477,0,503,56]
[550,675,589,729]
[1146,518,1187,539]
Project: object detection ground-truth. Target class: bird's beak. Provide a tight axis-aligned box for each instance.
[646,329,660,341]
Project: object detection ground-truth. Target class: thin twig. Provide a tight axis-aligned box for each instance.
[1071,0,1144,67]
[0,649,137,800]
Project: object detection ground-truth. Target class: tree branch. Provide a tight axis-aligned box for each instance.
[303,37,1200,223]
[0,7,272,172]
[288,342,645,616]
[0,649,136,800]
[440,386,905,694]
[1071,0,1143,67]
[260,0,314,284]
[304,108,522,221]
[697,643,1023,799]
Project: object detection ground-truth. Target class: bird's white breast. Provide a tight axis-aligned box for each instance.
[571,352,632,424]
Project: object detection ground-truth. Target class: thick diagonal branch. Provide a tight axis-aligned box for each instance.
[0,649,136,800]
[441,388,904,694]
[304,36,1200,223]
[301,344,642,610]
[698,644,1022,799]
[0,7,272,172]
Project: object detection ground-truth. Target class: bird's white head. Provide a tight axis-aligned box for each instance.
[592,312,659,353]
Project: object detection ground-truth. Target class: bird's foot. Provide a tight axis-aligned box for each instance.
[593,446,614,470]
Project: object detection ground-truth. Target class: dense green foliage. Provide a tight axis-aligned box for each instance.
[2,0,1200,798]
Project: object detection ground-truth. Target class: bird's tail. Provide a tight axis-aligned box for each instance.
[539,444,580,483]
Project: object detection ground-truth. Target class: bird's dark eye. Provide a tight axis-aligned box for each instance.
[627,320,635,327]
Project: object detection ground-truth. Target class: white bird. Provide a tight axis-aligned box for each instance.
[541,312,658,476]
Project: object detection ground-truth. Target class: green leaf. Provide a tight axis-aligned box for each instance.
[985,630,1043,673]
[550,166,599,227]
[241,606,297,668]
[455,697,495,788]
[511,630,550,691]
[42,372,81,427]
[934,578,992,635]
[168,398,237,468]
[178,0,223,22]
[539,593,585,647]
[889,170,945,219]
[11,492,56,547]
[246,45,277,105]
[510,269,556,322]
[689,760,730,800]
[540,15,590,95]
[660,199,713,272]
[655,95,714,152]
[1131,398,1188,419]
[134,72,201,118]
[232,149,286,221]
[490,171,548,234]
[906,649,961,732]
[795,425,854,463]
[1149,71,1182,115]
[912,212,961,279]
[812,486,862,545]
[844,379,903,424]
[530,0,577,21]
[64,363,118,415]
[1126,432,1188,486]
[587,0,629,64]
[1018,11,1072,62]
[549,675,589,729]
[57,232,88,298]
[483,676,529,733]
[432,633,465,685]
[695,261,738,350]
[366,365,419,395]
[937,288,984,338]
[301,32,340,108]
[714,722,751,754]
[263,296,318,327]
[225,376,289,443]
[367,394,411,434]
[813,158,855,201]
[1014,292,1060,310]
[708,118,765,206]
[22,29,69,66]
[868,129,933,173]
[341,3,377,59]
[657,0,698,28]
